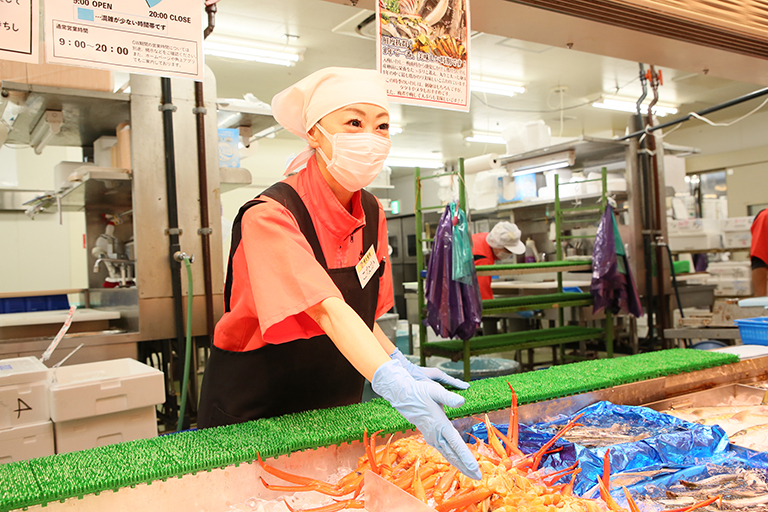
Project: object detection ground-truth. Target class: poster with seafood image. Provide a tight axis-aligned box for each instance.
[376,0,470,112]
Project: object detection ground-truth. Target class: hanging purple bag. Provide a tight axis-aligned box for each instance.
[424,203,482,340]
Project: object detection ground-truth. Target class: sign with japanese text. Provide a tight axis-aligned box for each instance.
[43,0,203,80]
[376,0,470,112]
[0,0,39,63]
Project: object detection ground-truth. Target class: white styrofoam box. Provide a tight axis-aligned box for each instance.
[668,218,719,233]
[722,216,755,232]
[709,277,752,297]
[49,358,164,422]
[0,421,54,464]
[54,406,157,454]
[668,232,722,252]
[93,135,118,168]
[723,231,752,249]
[708,261,751,280]
[0,357,51,430]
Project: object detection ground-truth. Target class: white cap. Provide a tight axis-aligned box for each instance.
[270,67,390,174]
[486,222,526,254]
[271,67,390,140]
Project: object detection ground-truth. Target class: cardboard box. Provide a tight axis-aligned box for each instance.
[49,358,164,422]
[0,357,51,430]
[0,61,113,92]
[54,406,157,454]
[0,421,54,464]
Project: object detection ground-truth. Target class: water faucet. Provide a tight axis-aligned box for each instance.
[93,257,133,273]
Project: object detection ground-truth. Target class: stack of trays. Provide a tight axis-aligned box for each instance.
[49,358,165,453]
[0,357,54,463]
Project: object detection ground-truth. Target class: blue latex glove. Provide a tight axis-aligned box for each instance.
[372,360,481,480]
[390,348,469,390]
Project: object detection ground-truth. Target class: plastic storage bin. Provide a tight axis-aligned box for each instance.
[49,358,165,422]
[54,406,158,454]
[0,357,51,429]
[0,421,54,463]
[735,317,768,346]
[437,357,521,381]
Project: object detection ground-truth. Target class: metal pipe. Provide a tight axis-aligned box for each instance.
[161,77,184,427]
[621,86,768,140]
[203,2,217,39]
[646,66,670,349]
[636,63,647,116]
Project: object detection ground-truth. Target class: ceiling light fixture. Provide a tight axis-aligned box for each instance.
[592,97,678,117]
[506,149,575,176]
[385,156,444,169]
[204,36,304,67]
[470,76,526,98]
[464,130,506,145]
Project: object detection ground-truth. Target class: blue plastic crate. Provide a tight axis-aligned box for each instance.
[735,317,768,346]
[25,296,48,312]
[47,294,70,311]
[1,297,26,314]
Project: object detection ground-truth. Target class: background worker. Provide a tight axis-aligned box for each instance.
[472,221,527,301]
[197,67,481,480]
[751,209,768,297]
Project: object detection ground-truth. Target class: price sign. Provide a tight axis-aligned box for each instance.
[43,0,203,80]
[0,0,39,63]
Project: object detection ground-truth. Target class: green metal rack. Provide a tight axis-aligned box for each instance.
[416,163,615,380]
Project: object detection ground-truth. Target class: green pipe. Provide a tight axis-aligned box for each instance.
[177,257,193,432]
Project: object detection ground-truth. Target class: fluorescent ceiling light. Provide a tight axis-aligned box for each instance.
[465,130,506,145]
[471,76,526,98]
[592,97,678,117]
[386,157,444,169]
[513,160,570,176]
[204,36,303,67]
[507,149,575,176]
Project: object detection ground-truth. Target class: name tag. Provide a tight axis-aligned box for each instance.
[356,245,380,289]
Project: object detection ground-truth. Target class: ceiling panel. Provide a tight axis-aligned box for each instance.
[207,0,765,168]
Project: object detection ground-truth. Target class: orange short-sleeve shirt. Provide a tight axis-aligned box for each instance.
[214,157,394,352]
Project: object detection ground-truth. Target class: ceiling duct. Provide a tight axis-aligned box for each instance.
[507,0,768,60]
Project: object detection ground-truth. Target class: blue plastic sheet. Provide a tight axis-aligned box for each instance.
[468,401,768,500]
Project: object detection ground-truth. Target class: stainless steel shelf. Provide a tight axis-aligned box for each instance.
[2,82,130,147]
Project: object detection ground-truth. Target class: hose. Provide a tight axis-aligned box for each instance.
[177,256,194,432]
[661,242,685,316]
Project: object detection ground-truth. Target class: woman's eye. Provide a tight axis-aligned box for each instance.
[378,123,390,131]
[348,119,362,127]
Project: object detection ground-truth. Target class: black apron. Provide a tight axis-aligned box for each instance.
[197,182,384,428]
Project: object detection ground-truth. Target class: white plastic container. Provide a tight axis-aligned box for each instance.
[709,278,752,297]
[668,218,719,233]
[723,231,752,249]
[544,169,572,191]
[0,357,51,430]
[54,406,158,454]
[708,261,751,280]
[49,358,165,422]
[722,216,755,232]
[668,232,722,252]
[0,421,54,463]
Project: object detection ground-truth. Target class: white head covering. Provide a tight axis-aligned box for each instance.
[271,67,390,174]
[486,222,526,255]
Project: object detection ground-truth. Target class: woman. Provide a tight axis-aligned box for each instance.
[198,67,480,479]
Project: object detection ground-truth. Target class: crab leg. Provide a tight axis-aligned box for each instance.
[283,498,366,512]
[529,413,585,471]
[506,382,523,457]
[601,449,611,500]
[621,486,642,512]
[257,452,341,495]
[363,429,380,475]
[435,488,494,512]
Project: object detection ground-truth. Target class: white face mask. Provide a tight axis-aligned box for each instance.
[314,123,392,192]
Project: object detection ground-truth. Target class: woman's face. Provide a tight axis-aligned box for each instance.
[307,103,390,160]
